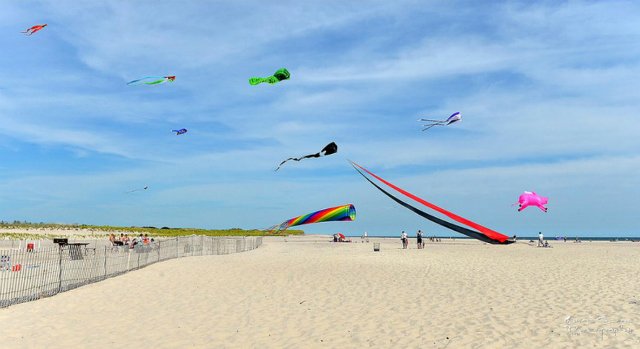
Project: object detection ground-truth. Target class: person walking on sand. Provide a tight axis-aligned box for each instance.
[537,232,544,247]
[364,231,369,243]
[417,230,423,249]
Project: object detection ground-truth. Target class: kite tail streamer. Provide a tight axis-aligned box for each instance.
[125,186,148,194]
[350,161,511,244]
[249,76,278,85]
[249,77,266,85]
[127,76,174,85]
[275,154,319,171]
[422,124,441,131]
[275,158,297,171]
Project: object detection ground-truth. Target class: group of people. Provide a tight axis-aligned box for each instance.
[401,230,429,249]
[537,232,550,248]
[108,233,153,249]
[332,234,351,242]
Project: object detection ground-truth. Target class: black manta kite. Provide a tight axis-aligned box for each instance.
[275,142,338,171]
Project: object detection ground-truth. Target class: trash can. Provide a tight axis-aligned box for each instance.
[373,243,380,252]
[27,243,34,252]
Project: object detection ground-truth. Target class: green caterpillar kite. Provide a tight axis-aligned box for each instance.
[249,68,290,85]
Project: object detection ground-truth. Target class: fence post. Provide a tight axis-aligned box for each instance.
[57,246,63,293]
[103,246,107,278]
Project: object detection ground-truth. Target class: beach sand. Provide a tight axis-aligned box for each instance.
[1,235,638,348]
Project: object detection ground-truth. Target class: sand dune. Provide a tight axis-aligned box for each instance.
[1,236,638,348]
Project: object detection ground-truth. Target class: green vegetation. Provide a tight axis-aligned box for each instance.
[0,221,304,238]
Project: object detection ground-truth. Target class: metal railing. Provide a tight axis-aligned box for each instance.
[0,235,262,308]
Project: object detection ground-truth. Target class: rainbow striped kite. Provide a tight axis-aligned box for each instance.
[270,204,356,233]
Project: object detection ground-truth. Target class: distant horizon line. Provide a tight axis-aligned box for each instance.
[314,234,640,241]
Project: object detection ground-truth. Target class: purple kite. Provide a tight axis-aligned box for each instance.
[418,112,461,131]
[172,129,187,135]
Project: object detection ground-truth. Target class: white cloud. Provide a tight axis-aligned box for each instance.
[1,1,639,235]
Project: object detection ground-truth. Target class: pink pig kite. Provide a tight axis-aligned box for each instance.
[516,191,548,212]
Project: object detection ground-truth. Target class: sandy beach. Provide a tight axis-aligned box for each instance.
[1,235,638,348]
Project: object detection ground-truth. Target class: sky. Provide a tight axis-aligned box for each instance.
[0,0,639,237]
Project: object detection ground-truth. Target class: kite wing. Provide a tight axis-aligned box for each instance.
[273,68,290,81]
[445,112,462,125]
[270,204,356,233]
[321,142,338,156]
[275,142,338,171]
[350,161,512,244]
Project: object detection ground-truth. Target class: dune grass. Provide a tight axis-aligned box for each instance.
[0,221,303,239]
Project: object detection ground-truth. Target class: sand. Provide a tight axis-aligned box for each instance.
[1,235,638,348]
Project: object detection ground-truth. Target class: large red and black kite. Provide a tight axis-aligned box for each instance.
[350,161,513,245]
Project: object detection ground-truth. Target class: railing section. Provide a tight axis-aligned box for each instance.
[0,236,262,308]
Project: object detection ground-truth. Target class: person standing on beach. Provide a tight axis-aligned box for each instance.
[537,232,544,247]
[401,231,408,249]
[417,230,423,249]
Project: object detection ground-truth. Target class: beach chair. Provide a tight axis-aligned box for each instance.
[108,241,121,253]
[0,255,11,271]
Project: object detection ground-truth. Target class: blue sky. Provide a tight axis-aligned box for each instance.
[1,1,638,237]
